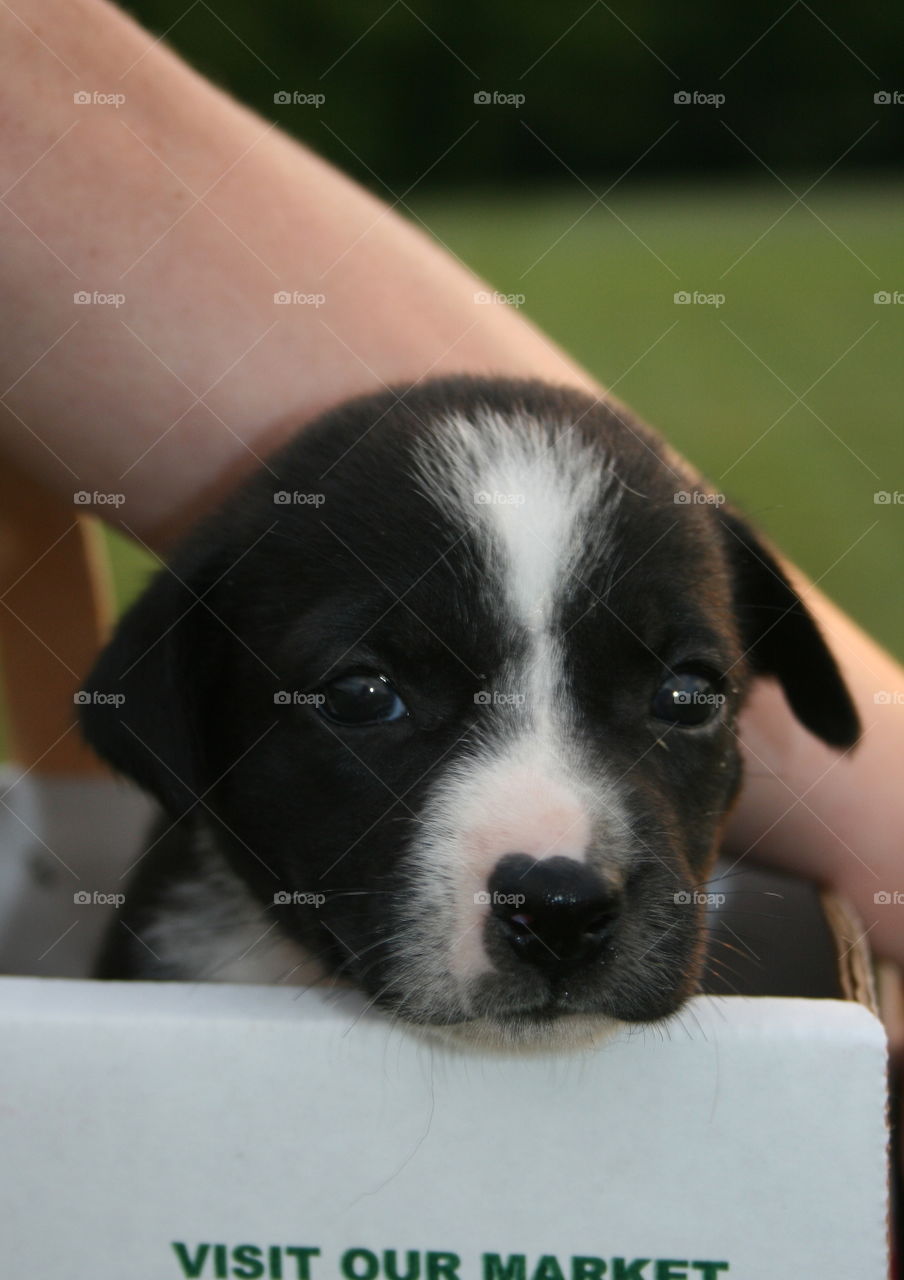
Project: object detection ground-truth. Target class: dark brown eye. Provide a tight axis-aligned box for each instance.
[319,673,408,726]
[652,671,723,726]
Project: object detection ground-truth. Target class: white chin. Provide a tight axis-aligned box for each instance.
[415,1012,623,1054]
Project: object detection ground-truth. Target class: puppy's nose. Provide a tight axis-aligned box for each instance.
[487,853,620,971]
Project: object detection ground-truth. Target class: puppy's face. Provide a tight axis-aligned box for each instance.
[83,379,858,1048]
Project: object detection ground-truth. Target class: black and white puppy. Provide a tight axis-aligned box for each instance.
[81,377,859,1048]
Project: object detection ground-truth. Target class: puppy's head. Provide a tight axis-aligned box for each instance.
[82,378,858,1048]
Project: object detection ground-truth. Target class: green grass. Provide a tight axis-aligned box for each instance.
[2,179,901,760]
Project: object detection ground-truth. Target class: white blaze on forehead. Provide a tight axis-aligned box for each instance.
[403,405,631,1007]
[412,406,619,633]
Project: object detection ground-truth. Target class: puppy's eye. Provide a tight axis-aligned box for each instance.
[651,670,723,726]
[318,673,408,726]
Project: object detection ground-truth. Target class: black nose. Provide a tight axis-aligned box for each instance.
[487,853,620,972]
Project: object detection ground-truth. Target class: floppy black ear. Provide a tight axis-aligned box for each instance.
[719,509,860,749]
[79,564,212,816]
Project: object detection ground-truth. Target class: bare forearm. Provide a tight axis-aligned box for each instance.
[0,0,591,545]
[726,585,904,964]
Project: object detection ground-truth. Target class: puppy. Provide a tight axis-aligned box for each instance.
[81,377,859,1048]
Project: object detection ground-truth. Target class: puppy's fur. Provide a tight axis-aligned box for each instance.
[81,378,858,1049]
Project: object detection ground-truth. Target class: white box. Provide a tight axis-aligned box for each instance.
[0,770,891,1279]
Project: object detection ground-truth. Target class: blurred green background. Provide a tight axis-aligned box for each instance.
[3,3,902,760]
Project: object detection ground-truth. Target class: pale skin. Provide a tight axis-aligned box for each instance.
[1,0,902,978]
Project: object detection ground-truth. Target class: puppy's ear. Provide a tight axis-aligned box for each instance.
[719,509,860,749]
[79,561,213,815]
